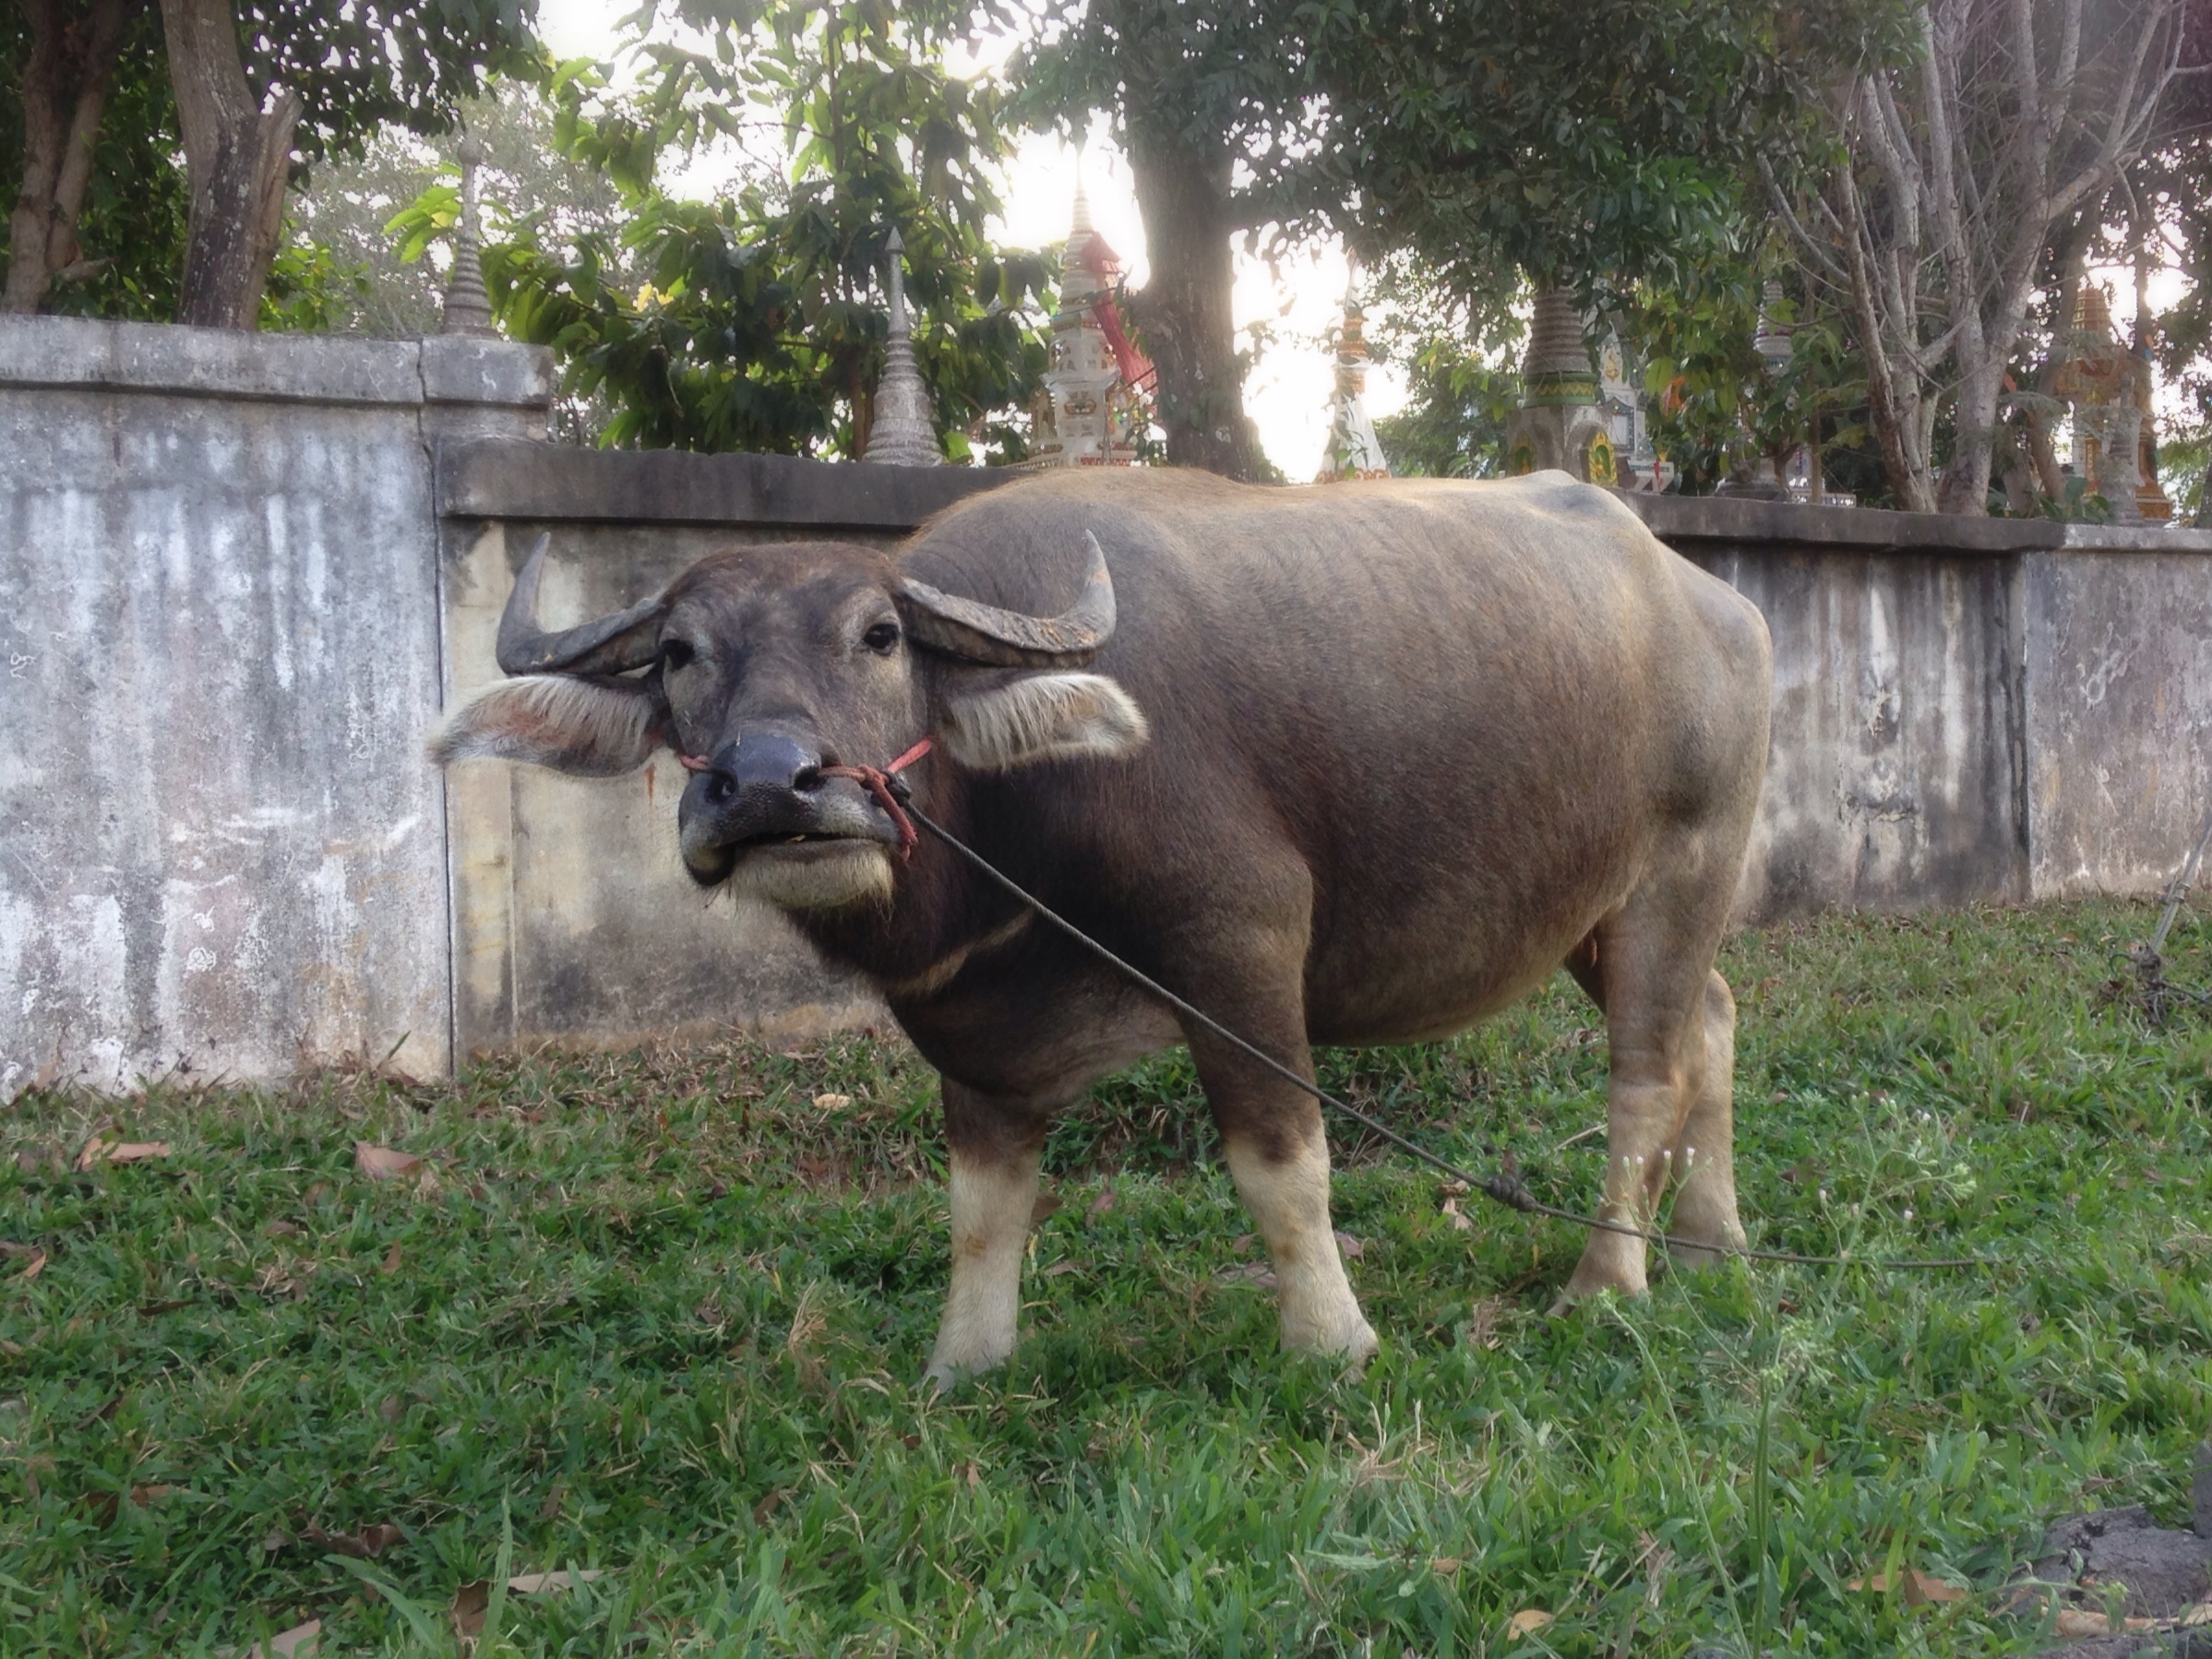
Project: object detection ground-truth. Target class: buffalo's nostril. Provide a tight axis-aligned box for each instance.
[793,764,823,793]
[706,773,737,806]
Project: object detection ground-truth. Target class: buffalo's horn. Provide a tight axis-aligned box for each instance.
[897,531,1117,668]
[495,534,667,676]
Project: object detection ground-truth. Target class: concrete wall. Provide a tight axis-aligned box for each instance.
[1622,496,2212,918]
[6,314,2210,1096]
[0,317,550,1096]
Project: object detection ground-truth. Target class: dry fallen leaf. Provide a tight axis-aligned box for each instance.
[129,1484,176,1505]
[1441,1197,1474,1233]
[1333,1231,1364,1259]
[3,1244,45,1282]
[449,1581,490,1641]
[1030,1192,1063,1223]
[1429,1556,1463,1575]
[2182,1599,2212,1627]
[353,1143,424,1182]
[810,1092,852,1112]
[245,1617,320,1658]
[1044,1260,1081,1278]
[379,1244,403,1276]
[1506,1608,1554,1637]
[76,1137,170,1171]
[1087,1184,1118,1221]
[2051,1607,2158,1637]
[1848,1569,1968,1606]
[508,1569,604,1594]
[265,1220,303,1239]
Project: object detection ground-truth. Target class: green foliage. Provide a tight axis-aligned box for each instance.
[0,0,539,321]
[1363,258,1524,478]
[1626,266,1870,496]
[0,4,187,319]
[257,230,372,331]
[484,9,1052,458]
[1310,0,1907,292]
[236,0,544,164]
[6,901,2212,1653]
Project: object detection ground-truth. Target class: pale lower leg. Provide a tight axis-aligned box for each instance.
[1560,1073,1688,1303]
[1224,1128,1378,1361]
[1664,972,1747,1268]
[925,1143,1041,1385]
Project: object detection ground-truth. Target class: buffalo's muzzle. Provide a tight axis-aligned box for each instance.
[677,734,896,885]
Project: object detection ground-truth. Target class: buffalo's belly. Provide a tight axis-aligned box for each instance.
[1298,849,1627,1046]
[1303,932,1581,1046]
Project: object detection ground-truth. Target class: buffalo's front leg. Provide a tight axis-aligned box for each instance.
[1180,920,1377,1364]
[925,1080,1045,1387]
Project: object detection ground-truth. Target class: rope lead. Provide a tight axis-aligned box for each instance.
[880,761,1991,1275]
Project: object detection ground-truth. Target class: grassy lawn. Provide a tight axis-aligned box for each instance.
[4,900,2211,1656]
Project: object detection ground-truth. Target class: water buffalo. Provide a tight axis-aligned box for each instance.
[436,469,1772,1384]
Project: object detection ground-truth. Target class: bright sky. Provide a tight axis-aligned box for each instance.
[534,0,1403,477]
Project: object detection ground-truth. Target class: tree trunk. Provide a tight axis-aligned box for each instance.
[1937,356,2005,513]
[160,0,300,328]
[5,0,135,314]
[1123,120,1269,482]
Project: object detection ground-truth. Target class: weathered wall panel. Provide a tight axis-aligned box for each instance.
[2021,546,2212,898]
[0,317,547,1096]
[1689,546,2028,920]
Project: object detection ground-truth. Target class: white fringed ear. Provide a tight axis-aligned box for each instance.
[429,675,663,777]
[938,672,1150,772]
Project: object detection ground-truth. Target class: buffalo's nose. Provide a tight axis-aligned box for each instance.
[682,734,822,830]
[728,733,820,797]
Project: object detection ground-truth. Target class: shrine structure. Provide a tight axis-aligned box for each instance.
[1315,273,1390,481]
[861,229,941,468]
[1029,183,1154,467]
[2054,284,2170,521]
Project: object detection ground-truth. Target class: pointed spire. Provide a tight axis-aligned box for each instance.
[440,129,496,337]
[862,228,942,467]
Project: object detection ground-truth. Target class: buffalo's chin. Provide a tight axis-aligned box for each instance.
[725,839,895,911]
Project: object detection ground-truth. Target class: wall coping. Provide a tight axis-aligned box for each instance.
[1617,490,2212,555]
[438,435,1016,531]
[440,434,2212,555]
[0,315,553,410]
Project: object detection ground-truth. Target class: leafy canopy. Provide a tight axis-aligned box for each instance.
[0,0,540,319]
[480,2,1052,460]
[1309,0,1909,292]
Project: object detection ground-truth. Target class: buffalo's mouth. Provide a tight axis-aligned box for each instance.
[680,784,902,889]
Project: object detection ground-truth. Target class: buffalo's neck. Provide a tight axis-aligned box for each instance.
[787,782,1018,988]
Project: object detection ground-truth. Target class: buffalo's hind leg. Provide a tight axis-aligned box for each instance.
[1559,866,1747,1305]
[1664,971,1748,1269]
[924,1079,1046,1388]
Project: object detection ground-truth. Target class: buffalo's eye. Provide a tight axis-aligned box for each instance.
[661,639,696,672]
[862,621,901,655]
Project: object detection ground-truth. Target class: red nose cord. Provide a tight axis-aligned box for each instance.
[677,737,936,862]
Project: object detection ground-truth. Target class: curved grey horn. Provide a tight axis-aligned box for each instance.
[896,531,1117,668]
[496,534,667,676]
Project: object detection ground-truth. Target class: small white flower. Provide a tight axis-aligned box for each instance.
[1902,1209,1914,1222]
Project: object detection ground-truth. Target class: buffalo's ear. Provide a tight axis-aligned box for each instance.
[938,672,1149,773]
[430,675,664,777]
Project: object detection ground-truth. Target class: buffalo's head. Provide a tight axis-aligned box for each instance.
[432,533,1147,910]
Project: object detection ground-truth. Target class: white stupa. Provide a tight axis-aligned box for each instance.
[1031,178,1153,467]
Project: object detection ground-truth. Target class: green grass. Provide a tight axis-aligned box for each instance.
[5,900,2211,1656]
